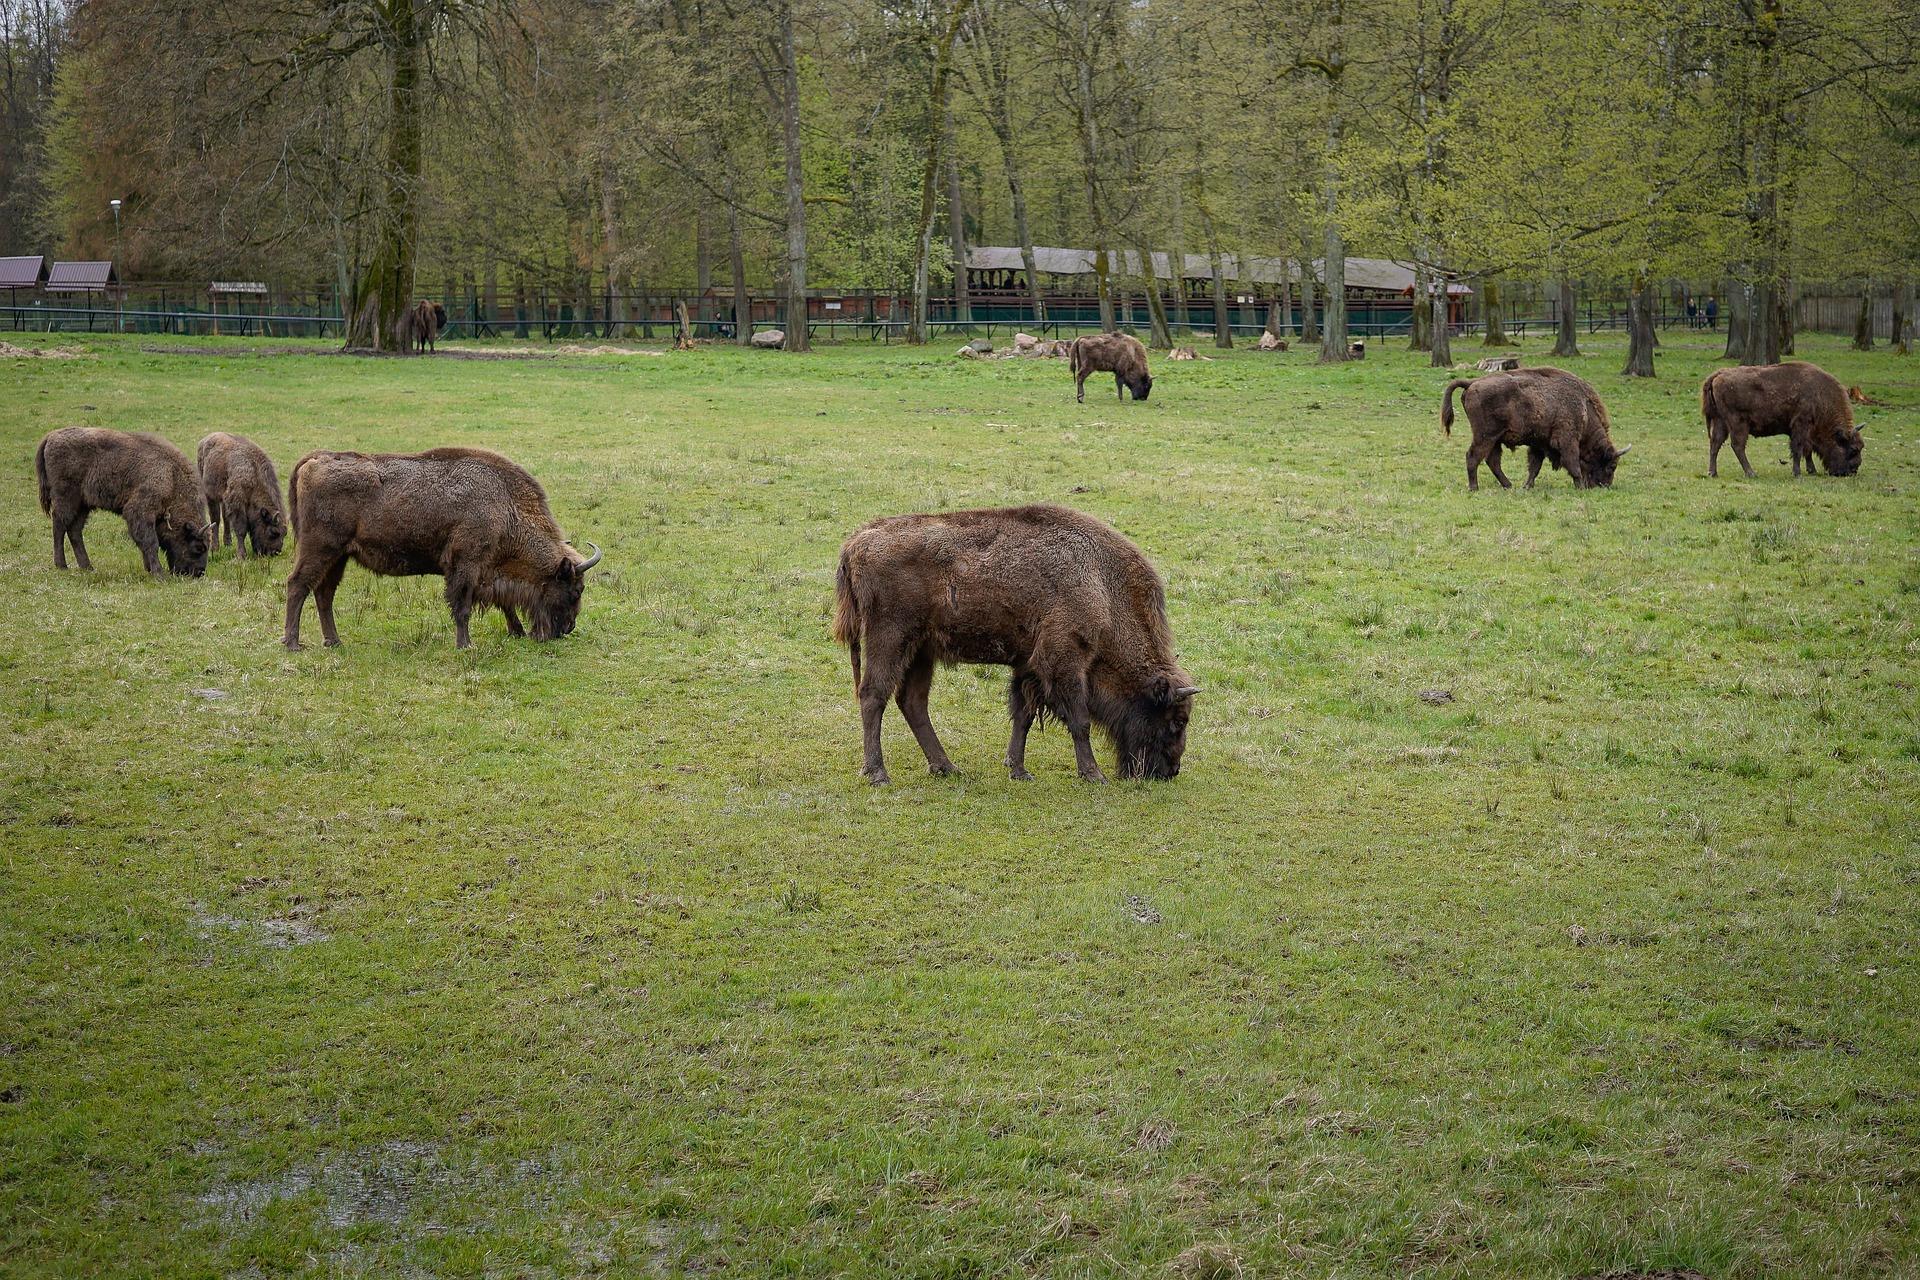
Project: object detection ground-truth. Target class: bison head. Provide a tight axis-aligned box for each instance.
[1113,674,1198,780]
[1818,429,1863,477]
[159,513,211,577]
[1128,370,1154,402]
[527,542,601,640]
[252,507,288,557]
[1582,441,1630,488]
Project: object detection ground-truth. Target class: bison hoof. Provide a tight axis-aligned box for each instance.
[928,761,957,777]
[1008,766,1034,782]
[1078,768,1108,783]
[863,767,891,786]
[282,638,303,651]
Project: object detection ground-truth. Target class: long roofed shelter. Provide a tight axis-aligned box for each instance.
[961,246,1470,333]
[45,261,121,294]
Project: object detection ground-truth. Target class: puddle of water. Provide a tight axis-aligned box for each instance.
[190,905,330,948]
[197,1140,452,1229]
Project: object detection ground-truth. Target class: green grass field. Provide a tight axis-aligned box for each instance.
[2,329,1917,1278]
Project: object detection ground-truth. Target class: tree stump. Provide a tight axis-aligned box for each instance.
[1348,340,1366,359]
[675,300,697,350]
[1257,332,1288,352]
[1476,355,1520,372]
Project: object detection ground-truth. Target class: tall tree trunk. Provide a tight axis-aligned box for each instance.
[696,203,712,298]
[946,106,970,330]
[1409,260,1432,350]
[1198,207,1231,349]
[1270,256,1291,338]
[1893,280,1913,356]
[1776,282,1794,355]
[777,2,810,351]
[1170,187,1189,331]
[1481,275,1512,346]
[344,0,421,352]
[1300,264,1321,344]
[1551,274,1580,357]
[1623,272,1656,376]
[1724,279,1747,358]
[1429,279,1451,367]
[598,100,626,340]
[1316,0,1349,363]
[1134,244,1173,348]
[1851,282,1874,351]
[726,182,751,347]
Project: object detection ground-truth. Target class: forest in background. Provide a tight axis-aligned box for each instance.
[0,0,1915,355]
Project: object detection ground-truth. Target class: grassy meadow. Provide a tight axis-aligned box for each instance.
[1,328,1918,1278]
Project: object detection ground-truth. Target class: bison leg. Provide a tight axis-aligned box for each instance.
[1523,446,1547,489]
[207,496,227,547]
[1061,679,1107,783]
[125,513,164,578]
[1730,429,1757,480]
[895,650,956,776]
[1481,446,1512,489]
[502,605,526,638]
[283,549,340,649]
[1115,372,1126,401]
[64,510,93,571]
[1465,439,1507,491]
[855,626,913,785]
[1708,421,1728,477]
[1005,672,1040,781]
[312,558,348,647]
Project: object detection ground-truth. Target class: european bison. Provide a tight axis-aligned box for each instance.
[1441,366,1630,491]
[832,504,1198,784]
[197,432,287,559]
[36,427,210,577]
[1069,332,1153,403]
[282,446,599,650]
[395,300,448,354]
[1701,362,1863,478]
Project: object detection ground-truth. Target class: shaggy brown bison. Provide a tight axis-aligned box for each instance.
[36,427,210,577]
[396,300,448,354]
[832,504,1198,784]
[198,432,287,559]
[1701,362,1863,478]
[1441,366,1630,491]
[1069,332,1154,402]
[282,447,599,649]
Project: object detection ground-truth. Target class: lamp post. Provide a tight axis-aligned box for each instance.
[109,199,122,332]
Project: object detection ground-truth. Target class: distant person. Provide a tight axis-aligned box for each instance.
[1686,297,1698,329]
[1705,296,1719,330]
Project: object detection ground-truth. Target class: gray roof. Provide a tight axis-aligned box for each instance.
[965,246,1471,294]
[46,261,119,292]
[0,256,46,289]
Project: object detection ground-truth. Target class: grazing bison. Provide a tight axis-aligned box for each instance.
[36,427,210,577]
[395,300,448,354]
[1069,332,1154,403]
[832,504,1198,784]
[198,432,287,559]
[1441,366,1630,491]
[1701,362,1863,478]
[282,447,599,650]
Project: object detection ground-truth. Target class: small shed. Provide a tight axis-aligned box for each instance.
[0,256,48,293]
[209,281,269,335]
[46,261,120,294]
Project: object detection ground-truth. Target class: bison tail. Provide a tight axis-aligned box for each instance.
[1068,338,1082,378]
[1700,368,1724,433]
[1440,379,1473,437]
[831,548,861,685]
[286,456,306,541]
[34,436,50,515]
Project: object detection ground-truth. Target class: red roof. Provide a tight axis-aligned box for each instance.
[0,256,46,289]
[46,261,119,293]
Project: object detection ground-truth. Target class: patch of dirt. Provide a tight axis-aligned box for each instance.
[0,341,88,358]
[1168,1243,1243,1278]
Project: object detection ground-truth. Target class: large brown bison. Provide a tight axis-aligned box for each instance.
[198,432,287,559]
[395,300,448,354]
[282,447,599,650]
[36,427,210,577]
[832,504,1198,784]
[1069,332,1154,403]
[1701,362,1863,478]
[1441,366,1630,491]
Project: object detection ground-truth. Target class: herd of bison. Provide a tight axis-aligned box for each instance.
[29,343,1870,782]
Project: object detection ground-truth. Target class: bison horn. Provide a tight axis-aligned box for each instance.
[1173,685,1201,698]
[576,541,602,572]
[201,520,216,534]
[1614,443,1632,456]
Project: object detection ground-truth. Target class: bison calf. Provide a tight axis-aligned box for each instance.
[1442,366,1629,491]
[283,446,598,649]
[832,504,1197,784]
[1069,332,1154,403]
[1701,362,1862,478]
[198,432,287,559]
[36,427,210,577]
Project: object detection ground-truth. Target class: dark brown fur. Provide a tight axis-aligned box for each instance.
[282,446,597,649]
[831,504,1197,784]
[394,301,448,354]
[1068,332,1154,403]
[1441,366,1629,491]
[35,427,210,577]
[1702,362,1862,478]
[197,432,287,559]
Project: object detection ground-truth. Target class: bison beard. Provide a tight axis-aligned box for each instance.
[198,432,287,559]
[36,427,211,577]
[1069,332,1154,403]
[1702,362,1863,479]
[282,447,599,649]
[1441,366,1629,491]
[832,504,1197,784]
